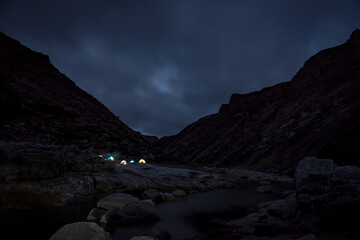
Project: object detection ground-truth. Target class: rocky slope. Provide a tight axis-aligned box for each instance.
[0,31,149,155]
[156,29,360,171]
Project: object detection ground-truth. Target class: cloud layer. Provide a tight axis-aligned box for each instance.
[1,0,359,136]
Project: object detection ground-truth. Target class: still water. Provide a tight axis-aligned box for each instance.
[111,186,285,240]
[0,185,289,240]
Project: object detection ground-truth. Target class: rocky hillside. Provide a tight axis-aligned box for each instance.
[0,31,149,155]
[156,29,360,171]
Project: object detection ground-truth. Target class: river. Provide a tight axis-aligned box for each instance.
[0,184,290,240]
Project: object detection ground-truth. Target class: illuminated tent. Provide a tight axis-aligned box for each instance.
[130,160,135,164]
[120,160,127,165]
[108,156,114,161]
[139,159,146,164]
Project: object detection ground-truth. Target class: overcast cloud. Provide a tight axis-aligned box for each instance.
[1,0,359,136]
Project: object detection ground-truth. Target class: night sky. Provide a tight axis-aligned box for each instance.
[1,1,359,137]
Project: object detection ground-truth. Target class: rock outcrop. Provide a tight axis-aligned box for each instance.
[0,31,149,155]
[49,222,111,240]
[156,29,360,171]
[186,157,360,240]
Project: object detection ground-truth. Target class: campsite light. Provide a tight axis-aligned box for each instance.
[130,160,135,164]
[139,159,146,164]
[99,154,103,158]
[120,160,127,165]
[108,156,114,161]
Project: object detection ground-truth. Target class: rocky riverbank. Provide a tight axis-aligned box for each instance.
[183,157,360,240]
[0,140,292,211]
[5,140,359,239]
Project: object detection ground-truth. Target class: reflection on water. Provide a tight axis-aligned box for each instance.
[112,185,286,240]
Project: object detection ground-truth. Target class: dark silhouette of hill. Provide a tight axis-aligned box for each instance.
[156,29,360,171]
[0,31,149,155]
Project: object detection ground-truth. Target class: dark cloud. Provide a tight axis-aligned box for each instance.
[1,0,359,136]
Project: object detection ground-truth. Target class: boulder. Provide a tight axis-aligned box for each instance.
[102,201,162,227]
[227,212,267,233]
[87,208,107,222]
[160,192,175,201]
[295,157,335,193]
[295,157,335,211]
[130,237,154,240]
[258,193,297,219]
[171,189,186,197]
[142,189,161,201]
[121,201,162,221]
[97,193,139,210]
[335,166,360,181]
[49,222,111,240]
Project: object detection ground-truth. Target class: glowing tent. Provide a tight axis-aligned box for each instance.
[130,160,135,164]
[120,160,127,165]
[108,156,114,161]
[138,159,146,164]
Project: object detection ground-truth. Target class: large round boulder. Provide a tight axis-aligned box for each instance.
[49,222,111,240]
[102,201,162,227]
[142,189,161,201]
[97,193,139,210]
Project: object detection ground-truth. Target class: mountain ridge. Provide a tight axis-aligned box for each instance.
[0,31,150,156]
[156,29,360,171]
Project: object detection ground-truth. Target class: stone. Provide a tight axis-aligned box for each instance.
[130,237,154,240]
[295,157,336,212]
[97,193,139,210]
[121,201,162,220]
[142,189,161,201]
[87,208,107,222]
[160,192,175,201]
[49,222,111,240]
[295,157,335,193]
[171,189,187,197]
[259,194,297,219]
[227,212,267,232]
[100,208,119,225]
[335,166,360,181]
[102,201,162,227]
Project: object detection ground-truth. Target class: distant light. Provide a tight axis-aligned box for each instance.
[120,160,127,165]
[99,154,103,158]
[108,156,114,161]
[139,159,146,164]
[130,160,135,164]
